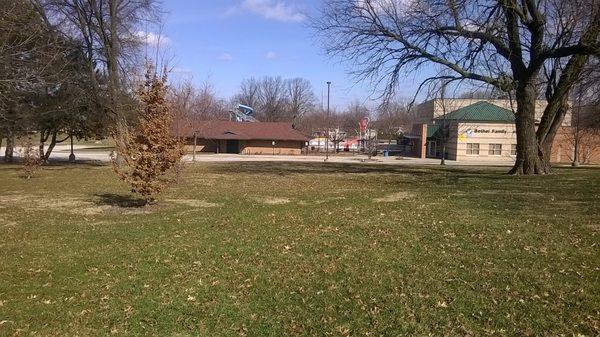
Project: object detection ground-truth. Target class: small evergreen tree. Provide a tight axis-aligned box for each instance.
[111,65,185,203]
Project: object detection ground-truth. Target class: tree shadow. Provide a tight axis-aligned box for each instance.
[93,193,148,208]
[207,161,508,177]
[210,161,415,175]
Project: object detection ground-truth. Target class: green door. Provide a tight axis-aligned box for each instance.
[226,140,240,154]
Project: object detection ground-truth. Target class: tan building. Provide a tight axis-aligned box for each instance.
[180,120,310,155]
[411,101,519,162]
[407,100,599,164]
[413,98,571,126]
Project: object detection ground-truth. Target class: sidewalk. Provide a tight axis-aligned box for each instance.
[1,145,515,167]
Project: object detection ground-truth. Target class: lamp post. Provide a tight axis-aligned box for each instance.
[325,81,331,161]
[68,131,75,163]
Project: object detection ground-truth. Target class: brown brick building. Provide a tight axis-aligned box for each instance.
[180,120,310,155]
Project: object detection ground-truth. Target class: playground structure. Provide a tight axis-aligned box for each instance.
[229,104,258,122]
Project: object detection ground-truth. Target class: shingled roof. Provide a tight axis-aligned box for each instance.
[181,120,310,142]
[435,101,516,123]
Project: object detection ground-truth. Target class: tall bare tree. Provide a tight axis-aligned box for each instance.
[1,0,77,162]
[38,0,161,116]
[375,99,412,141]
[315,0,600,174]
[285,78,316,124]
[171,79,228,135]
[235,77,262,110]
[234,76,317,123]
[257,76,288,122]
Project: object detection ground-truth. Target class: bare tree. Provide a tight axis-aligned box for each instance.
[195,81,228,120]
[171,79,228,134]
[257,76,288,122]
[285,78,316,124]
[234,77,262,111]
[338,102,371,136]
[315,0,600,174]
[298,108,329,134]
[234,76,317,123]
[1,0,79,162]
[568,67,600,165]
[375,98,411,142]
[38,0,161,116]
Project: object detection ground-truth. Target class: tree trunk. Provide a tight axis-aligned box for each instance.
[43,131,58,162]
[538,99,569,170]
[509,82,550,175]
[4,131,14,163]
[39,130,46,159]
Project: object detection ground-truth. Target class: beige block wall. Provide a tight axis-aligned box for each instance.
[241,140,303,155]
[184,138,306,155]
[184,138,217,153]
[450,122,517,162]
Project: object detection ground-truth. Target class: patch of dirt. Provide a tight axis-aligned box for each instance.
[479,190,544,196]
[299,196,346,206]
[373,192,414,203]
[256,197,291,205]
[0,217,18,227]
[586,223,600,231]
[0,194,153,216]
[166,199,220,208]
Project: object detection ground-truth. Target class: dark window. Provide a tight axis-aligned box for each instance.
[466,143,480,155]
[489,144,502,156]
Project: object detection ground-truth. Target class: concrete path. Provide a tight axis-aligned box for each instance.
[1,145,515,167]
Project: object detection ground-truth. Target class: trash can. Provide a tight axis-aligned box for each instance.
[383,150,389,157]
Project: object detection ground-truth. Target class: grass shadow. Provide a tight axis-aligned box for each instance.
[207,161,429,175]
[204,161,510,178]
[93,193,148,208]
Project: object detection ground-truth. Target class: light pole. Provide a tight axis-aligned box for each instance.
[68,131,75,163]
[325,81,331,161]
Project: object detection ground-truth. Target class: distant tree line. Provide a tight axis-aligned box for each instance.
[171,76,414,140]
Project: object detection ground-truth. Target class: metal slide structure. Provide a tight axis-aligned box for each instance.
[229,104,258,122]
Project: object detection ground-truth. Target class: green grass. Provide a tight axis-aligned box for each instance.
[0,162,598,336]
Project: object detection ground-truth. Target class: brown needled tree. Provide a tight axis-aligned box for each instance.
[111,65,185,204]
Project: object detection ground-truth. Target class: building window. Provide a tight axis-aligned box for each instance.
[466,143,480,155]
[511,144,517,156]
[489,144,502,156]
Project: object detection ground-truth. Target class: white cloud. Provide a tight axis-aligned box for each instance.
[227,0,306,23]
[265,51,278,59]
[218,53,233,61]
[135,31,170,47]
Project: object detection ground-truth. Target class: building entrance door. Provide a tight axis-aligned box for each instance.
[225,140,240,154]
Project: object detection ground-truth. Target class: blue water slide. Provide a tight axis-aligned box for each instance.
[237,104,254,116]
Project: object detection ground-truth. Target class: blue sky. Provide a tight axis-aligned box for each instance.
[156,0,430,109]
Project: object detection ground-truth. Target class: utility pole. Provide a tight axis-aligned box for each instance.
[572,88,583,167]
[192,132,197,162]
[439,81,447,165]
[326,81,331,161]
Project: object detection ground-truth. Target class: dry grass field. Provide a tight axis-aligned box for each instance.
[0,162,599,336]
